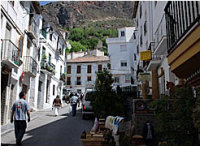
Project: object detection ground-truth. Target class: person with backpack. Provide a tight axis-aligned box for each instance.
[53,95,62,116]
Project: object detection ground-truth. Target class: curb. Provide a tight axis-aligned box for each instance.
[1,115,38,136]
[1,105,70,136]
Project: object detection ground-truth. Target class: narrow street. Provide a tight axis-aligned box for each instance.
[1,105,93,146]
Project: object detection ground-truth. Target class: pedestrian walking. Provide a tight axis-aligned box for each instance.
[142,120,155,146]
[70,93,79,116]
[53,95,62,116]
[10,91,30,146]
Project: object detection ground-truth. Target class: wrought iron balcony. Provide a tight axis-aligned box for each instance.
[165,1,200,53]
[60,73,65,82]
[24,56,37,77]
[40,60,55,75]
[1,39,22,68]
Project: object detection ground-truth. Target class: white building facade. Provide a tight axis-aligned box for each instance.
[106,27,137,88]
[37,13,66,109]
[133,1,176,97]
[1,1,41,124]
[66,50,110,93]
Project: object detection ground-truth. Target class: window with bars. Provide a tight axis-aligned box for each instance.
[98,64,102,72]
[67,77,71,85]
[77,77,81,85]
[87,76,92,81]
[77,65,81,74]
[67,65,71,74]
[121,61,127,67]
[53,85,55,95]
[87,65,92,73]
[121,31,125,37]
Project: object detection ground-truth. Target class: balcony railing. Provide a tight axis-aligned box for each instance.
[165,1,200,53]
[76,80,81,85]
[41,60,55,75]
[153,14,167,54]
[24,56,37,77]
[1,39,21,68]
[30,19,39,38]
[60,73,65,82]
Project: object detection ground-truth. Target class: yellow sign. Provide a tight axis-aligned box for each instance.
[140,50,152,61]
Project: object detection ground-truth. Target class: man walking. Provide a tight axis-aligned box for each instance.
[70,93,79,116]
[10,91,30,146]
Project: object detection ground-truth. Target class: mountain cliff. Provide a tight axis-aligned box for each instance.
[41,1,134,29]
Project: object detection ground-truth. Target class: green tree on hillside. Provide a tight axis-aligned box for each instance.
[69,40,86,52]
[69,28,85,41]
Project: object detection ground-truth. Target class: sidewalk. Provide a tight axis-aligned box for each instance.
[1,103,70,136]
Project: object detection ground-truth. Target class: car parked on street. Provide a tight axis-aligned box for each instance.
[82,89,96,119]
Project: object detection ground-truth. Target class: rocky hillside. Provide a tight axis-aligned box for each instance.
[41,1,134,29]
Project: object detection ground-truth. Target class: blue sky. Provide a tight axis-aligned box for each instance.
[39,1,56,6]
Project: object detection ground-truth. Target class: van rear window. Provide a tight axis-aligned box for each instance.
[85,91,96,101]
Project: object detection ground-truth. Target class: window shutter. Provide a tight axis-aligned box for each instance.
[18,35,24,57]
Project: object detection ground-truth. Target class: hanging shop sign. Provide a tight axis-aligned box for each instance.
[140,50,152,61]
[138,72,151,82]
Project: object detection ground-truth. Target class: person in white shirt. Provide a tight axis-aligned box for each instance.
[70,93,79,116]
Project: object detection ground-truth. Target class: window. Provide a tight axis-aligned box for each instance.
[140,4,142,18]
[67,65,71,74]
[121,61,127,67]
[50,33,53,41]
[121,31,125,37]
[9,1,14,6]
[140,35,143,46]
[20,1,25,8]
[120,45,127,52]
[144,21,147,35]
[77,77,81,85]
[137,45,139,54]
[38,81,42,91]
[87,76,92,81]
[87,65,92,73]
[53,85,55,95]
[98,64,102,72]
[67,77,71,85]
[77,65,81,74]
[60,65,62,77]
[48,54,51,63]
[114,77,119,83]
[134,54,137,61]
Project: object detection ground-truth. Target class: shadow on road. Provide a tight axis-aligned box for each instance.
[1,144,16,146]
[21,109,93,146]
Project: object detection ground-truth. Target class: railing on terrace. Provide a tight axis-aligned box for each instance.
[31,19,39,37]
[24,56,37,76]
[1,39,21,66]
[153,14,167,52]
[165,1,200,53]
[40,60,55,75]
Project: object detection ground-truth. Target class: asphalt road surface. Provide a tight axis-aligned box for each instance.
[1,105,93,146]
